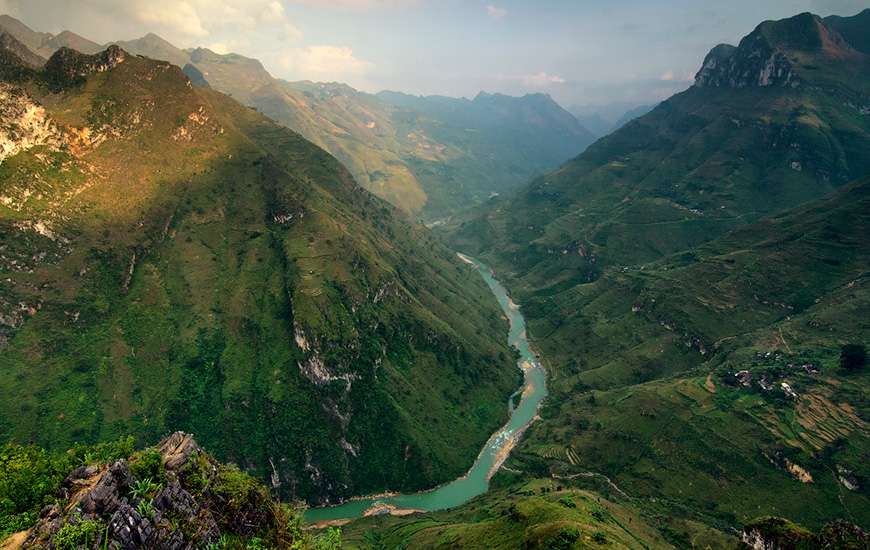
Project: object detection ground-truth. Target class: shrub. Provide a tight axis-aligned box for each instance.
[0,443,66,537]
[558,496,576,508]
[129,449,165,484]
[53,517,104,549]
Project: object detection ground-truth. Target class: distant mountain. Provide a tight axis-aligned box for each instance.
[112,32,190,68]
[450,10,870,287]
[0,14,51,52]
[572,111,611,137]
[0,31,45,69]
[609,102,656,131]
[3,15,594,218]
[0,43,519,506]
[0,16,100,60]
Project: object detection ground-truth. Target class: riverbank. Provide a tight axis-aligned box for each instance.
[303,255,548,524]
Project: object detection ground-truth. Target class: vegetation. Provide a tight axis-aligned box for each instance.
[433,9,870,542]
[340,479,699,549]
[93,31,596,218]
[0,41,519,506]
[0,433,344,549]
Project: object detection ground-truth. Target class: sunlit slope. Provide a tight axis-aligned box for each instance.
[0,46,519,504]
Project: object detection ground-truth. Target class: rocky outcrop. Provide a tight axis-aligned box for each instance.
[22,433,227,549]
[694,12,862,89]
[43,45,126,91]
[0,82,61,163]
[740,517,869,549]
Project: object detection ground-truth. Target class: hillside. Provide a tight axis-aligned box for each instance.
[0,15,593,219]
[0,45,520,506]
[438,8,870,537]
[448,10,870,291]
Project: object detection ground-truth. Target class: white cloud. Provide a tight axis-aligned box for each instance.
[283,22,304,41]
[277,45,373,81]
[659,70,674,81]
[486,4,507,19]
[133,1,208,37]
[522,72,565,87]
[208,42,230,54]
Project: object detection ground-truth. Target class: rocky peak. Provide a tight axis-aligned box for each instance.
[43,45,127,91]
[694,12,860,89]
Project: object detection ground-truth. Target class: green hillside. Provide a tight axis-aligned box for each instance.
[433,8,870,539]
[448,11,870,291]
[0,45,520,506]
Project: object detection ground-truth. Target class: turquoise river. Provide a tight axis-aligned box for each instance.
[305,254,548,524]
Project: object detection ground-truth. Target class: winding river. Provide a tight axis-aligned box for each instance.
[304,254,548,524]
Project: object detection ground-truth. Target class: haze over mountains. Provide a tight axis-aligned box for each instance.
[0,16,598,220]
[1,5,869,550]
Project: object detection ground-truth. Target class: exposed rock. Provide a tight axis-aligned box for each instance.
[43,45,126,90]
[21,432,228,549]
[0,82,61,163]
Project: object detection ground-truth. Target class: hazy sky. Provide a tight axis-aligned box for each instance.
[0,0,866,110]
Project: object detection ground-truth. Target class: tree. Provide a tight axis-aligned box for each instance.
[840,344,867,372]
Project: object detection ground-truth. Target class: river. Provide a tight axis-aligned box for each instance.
[304,254,548,524]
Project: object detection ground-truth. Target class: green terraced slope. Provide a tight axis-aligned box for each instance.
[0,45,520,505]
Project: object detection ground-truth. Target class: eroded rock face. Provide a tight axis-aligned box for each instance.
[694,13,860,89]
[23,432,223,549]
[43,45,126,90]
[0,82,61,163]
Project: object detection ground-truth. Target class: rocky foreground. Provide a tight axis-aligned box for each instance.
[2,432,339,549]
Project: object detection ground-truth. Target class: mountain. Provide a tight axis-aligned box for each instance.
[0,31,45,69]
[1,432,342,548]
[112,33,191,69]
[449,10,870,290]
[0,16,100,60]
[440,9,870,534]
[572,111,611,137]
[42,23,594,218]
[609,103,656,131]
[0,14,51,53]
[0,45,519,507]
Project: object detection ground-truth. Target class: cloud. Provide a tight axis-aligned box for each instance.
[133,1,208,37]
[1,1,305,43]
[208,42,231,55]
[522,72,565,87]
[659,70,674,81]
[289,0,420,9]
[277,45,373,81]
[486,4,507,19]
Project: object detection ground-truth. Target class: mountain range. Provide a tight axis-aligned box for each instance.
[0,18,594,220]
[1,7,870,549]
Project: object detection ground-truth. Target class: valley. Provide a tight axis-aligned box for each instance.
[1,4,869,549]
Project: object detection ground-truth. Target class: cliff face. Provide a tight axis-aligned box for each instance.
[694,12,862,88]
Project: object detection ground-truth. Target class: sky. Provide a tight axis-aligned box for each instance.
[0,0,867,114]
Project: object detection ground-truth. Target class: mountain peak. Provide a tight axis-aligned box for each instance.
[43,45,127,90]
[694,11,863,88]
